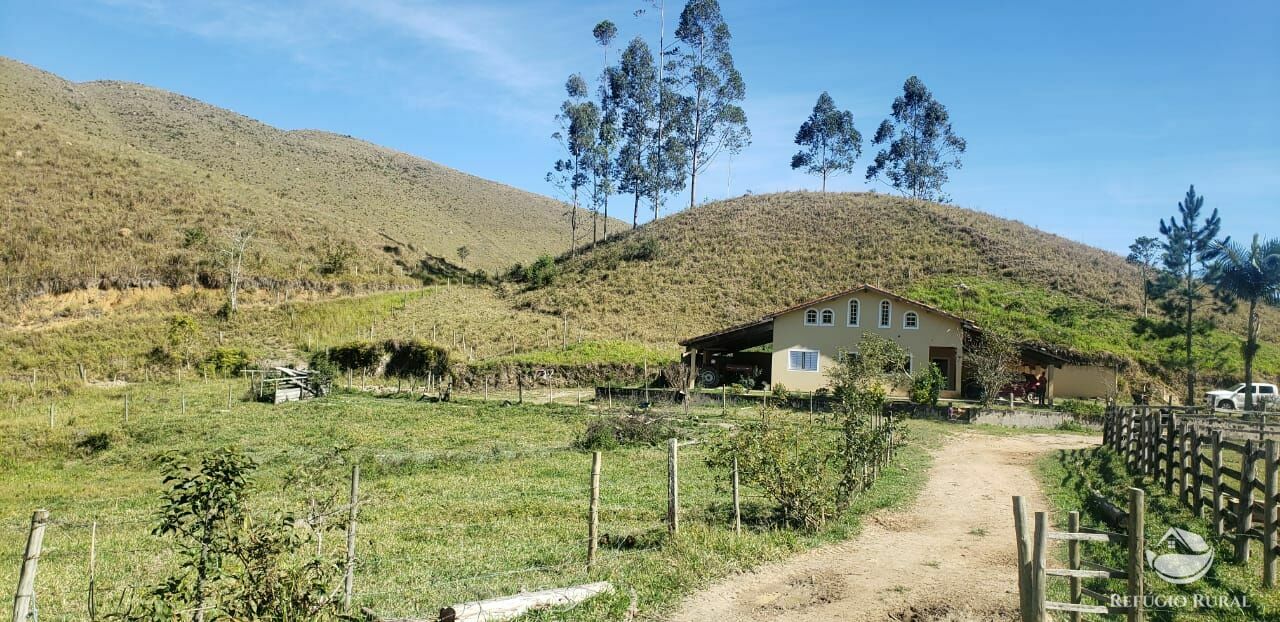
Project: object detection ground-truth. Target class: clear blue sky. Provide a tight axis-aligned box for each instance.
[2,0,1276,254]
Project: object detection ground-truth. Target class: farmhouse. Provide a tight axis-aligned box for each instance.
[680,284,1118,401]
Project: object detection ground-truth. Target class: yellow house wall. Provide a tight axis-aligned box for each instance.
[1053,364,1117,399]
[769,293,966,396]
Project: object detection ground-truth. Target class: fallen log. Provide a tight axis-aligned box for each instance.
[440,582,614,622]
[1088,489,1128,530]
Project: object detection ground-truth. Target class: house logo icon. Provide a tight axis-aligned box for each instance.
[1145,527,1214,585]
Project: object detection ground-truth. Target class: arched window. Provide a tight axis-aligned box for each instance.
[903,311,919,329]
[805,309,819,325]
[878,300,892,328]
[847,299,860,326]
[820,308,835,325]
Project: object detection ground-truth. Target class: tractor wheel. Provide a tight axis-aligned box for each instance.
[698,368,721,388]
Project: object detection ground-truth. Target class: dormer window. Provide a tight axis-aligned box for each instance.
[847,299,860,326]
[903,311,919,329]
[878,300,892,328]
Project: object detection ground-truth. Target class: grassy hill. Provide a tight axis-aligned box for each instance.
[0,57,598,314]
[517,191,1280,387]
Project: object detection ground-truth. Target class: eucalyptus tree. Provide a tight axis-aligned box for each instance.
[592,20,620,240]
[1126,236,1161,317]
[673,0,747,208]
[1152,185,1222,405]
[636,0,687,222]
[790,91,861,192]
[865,76,966,202]
[615,37,658,229]
[547,74,600,255]
[1210,235,1280,410]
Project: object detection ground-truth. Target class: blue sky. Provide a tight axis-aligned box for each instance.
[2,0,1276,254]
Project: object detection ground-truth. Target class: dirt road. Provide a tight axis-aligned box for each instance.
[668,432,1096,621]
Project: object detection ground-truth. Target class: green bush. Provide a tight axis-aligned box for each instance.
[707,417,841,529]
[771,383,791,401]
[383,339,450,380]
[324,341,383,373]
[197,347,251,378]
[909,364,944,406]
[517,255,557,288]
[1056,399,1105,418]
[623,237,661,261]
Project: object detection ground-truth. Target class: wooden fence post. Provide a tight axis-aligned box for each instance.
[1212,430,1225,536]
[1237,439,1256,563]
[1012,496,1032,622]
[1068,511,1082,622]
[731,456,741,536]
[89,520,97,621]
[588,452,601,568]
[1031,511,1048,622]
[343,465,360,613]
[1164,414,1175,492]
[1127,487,1145,622]
[1177,422,1189,503]
[1191,430,1203,517]
[667,438,679,535]
[1265,439,1277,588]
[12,509,48,622]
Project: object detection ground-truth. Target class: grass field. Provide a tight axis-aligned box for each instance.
[1036,446,1278,620]
[0,380,948,621]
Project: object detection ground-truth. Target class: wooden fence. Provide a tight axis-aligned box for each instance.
[1013,488,1146,621]
[1102,406,1280,587]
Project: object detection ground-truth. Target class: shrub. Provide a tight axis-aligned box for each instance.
[708,416,842,529]
[909,363,944,406]
[324,341,383,373]
[383,339,450,381]
[75,432,113,455]
[517,255,557,288]
[1056,399,1105,418]
[623,237,661,261]
[197,347,251,378]
[735,374,757,391]
[771,383,791,401]
[574,411,676,450]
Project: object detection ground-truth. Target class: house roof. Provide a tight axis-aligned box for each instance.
[679,284,978,349]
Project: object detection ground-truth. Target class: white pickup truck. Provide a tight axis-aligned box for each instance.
[1206,383,1279,411]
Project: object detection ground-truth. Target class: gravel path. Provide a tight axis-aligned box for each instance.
[668,432,1096,621]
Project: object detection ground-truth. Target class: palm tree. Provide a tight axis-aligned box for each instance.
[1211,234,1280,410]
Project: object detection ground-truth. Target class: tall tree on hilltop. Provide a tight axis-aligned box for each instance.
[615,37,658,229]
[673,0,747,208]
[547,74,600,256]
[791,92,862,192]
[1126,236,1161,317]
[592,20,620,242]
[636,0,687,223]
[1210,235,1280,411]
[1152,185,1222,405]
[865,76,966,202]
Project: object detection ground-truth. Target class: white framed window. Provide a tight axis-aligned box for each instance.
[788,349,820,372]
[847,299,860,326]
[878,300,892,328]
[819,308,835,326]
[903,311,919,329]
[804,309,819,325]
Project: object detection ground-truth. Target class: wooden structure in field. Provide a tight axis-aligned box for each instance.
[245,367,329,404]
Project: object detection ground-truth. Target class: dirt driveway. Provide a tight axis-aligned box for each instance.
[668,432,1096,621]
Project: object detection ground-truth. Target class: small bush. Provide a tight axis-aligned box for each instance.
[909,364,944,406]
[771,383,791,401]
[383,339,450,381]
[735,374,757,391]
[197,347,251,378]
[1056,399,1105,418]
[523,255,558,287]
[324,341,383,373]
[623,238,661,261]
[574,411,676,451]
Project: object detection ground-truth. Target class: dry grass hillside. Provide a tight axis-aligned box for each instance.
[0,57,593,310]
[518,192,1280,381]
